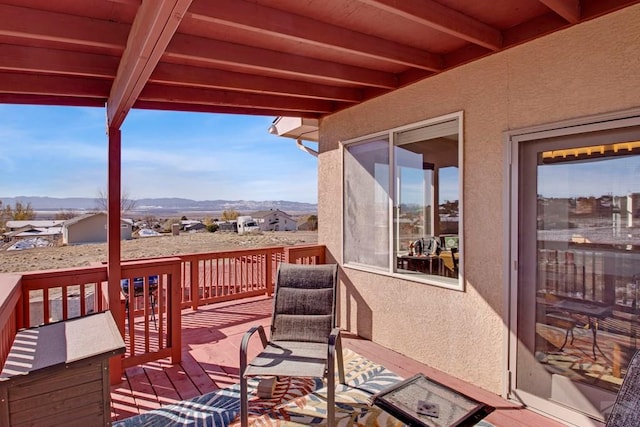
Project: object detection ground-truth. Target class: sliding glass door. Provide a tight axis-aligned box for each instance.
[512,123,640,423]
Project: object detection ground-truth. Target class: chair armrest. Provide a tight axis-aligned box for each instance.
[328,327,346,384]
[241,325,268,352]
[240,325,268,377]
[328,327,341,347]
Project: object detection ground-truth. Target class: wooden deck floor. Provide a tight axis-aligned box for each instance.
[110,296,565,426]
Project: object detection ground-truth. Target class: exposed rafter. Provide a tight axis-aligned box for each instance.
[107,0,192,129]
[139,84,337,113]
[0,44,119,78]
[186,0,443,71]
[360,0,503,51]
[0,72,110,99]
[166,35,398,89]
[539,0,581,23]
[150,63,362,103]
[0,0,637,119]
[0,4,127,52]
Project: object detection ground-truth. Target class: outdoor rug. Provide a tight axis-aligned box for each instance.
[114,349,495,426]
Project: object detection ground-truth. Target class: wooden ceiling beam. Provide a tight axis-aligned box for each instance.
[107,0,192,129]
[133,100,323,118]
[360,0,503,51]
[539,0,581,23]
[0,94,106,107]
[186,0,443,71]
[0,44,119,78]
[443,13,567,69]
[140,84,337,113]
[151,63,362,103]
[0,72,110,98]
[0,4,127,51]
[166,34,398,89]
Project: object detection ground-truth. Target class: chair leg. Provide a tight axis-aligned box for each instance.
[327,358,336,426]
[150,292,157,330]
[240,374,249,427]
[240,337,249,427]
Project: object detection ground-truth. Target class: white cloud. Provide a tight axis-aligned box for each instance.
[1,107,318,202]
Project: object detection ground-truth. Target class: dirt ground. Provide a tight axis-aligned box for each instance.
[0,230,318,274]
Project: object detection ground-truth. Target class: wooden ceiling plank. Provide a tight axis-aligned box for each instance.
[151,63,362,103]
[360,0,503,51]
[187,0,443,71]
[140,84,336,113]
[107,0,193,129]
[539,0,581,23]
[0,44,119,78]
[0,4,128,50]
[167,34,397,89]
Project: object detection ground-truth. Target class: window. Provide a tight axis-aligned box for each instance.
[343,113,462,288]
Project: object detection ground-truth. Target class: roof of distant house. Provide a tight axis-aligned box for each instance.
[251,209,294,219]
[63,212,106,226]
[6,220,65,229]
[63,212,132,226]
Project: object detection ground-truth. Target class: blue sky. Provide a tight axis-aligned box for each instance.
[539,156,640,198]
[0,105,318,203]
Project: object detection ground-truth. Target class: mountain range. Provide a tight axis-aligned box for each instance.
[0,196,317,215]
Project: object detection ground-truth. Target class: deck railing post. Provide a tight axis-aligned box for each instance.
[266,250,274,296]
[190,260,199,311]
[170,263,182,364]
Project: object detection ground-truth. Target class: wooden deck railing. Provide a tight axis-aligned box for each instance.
[20,265,108,327]
[285,244,326,264]
[180,247,285,310]
[0,243,327,374]
[120,257,182,368]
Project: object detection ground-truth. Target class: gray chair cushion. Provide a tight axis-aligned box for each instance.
[244,341,328,378]
[270,264,337,343]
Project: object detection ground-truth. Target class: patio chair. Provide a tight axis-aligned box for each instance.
[239,263,345,427]
[606,349,640,427]
[121,275,158,329]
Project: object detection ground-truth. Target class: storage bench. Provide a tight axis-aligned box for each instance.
[0,312,125,427]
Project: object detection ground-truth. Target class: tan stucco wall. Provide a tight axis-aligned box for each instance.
[318,5,640,395]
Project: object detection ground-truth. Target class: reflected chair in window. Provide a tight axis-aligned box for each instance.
[239,263,345,427]
[606,349,640,426]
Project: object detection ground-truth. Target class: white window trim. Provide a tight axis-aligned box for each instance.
[341,111,464,291]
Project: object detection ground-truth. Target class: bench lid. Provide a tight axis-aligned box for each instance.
[1,311,125,380]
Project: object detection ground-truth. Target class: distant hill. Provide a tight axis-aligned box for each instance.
[0,196,317,216]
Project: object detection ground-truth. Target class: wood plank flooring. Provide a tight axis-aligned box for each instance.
[110,295,566,426]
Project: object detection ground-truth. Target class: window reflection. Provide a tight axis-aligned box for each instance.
[342,114,462,287]
[394,121,460,281]
[535,142,640,394]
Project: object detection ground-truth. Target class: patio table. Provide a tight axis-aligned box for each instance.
[371,373,493,426]
[398,255,441,274]
[553,299,613,359]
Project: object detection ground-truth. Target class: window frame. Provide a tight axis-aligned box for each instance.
[341,111,464,291]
